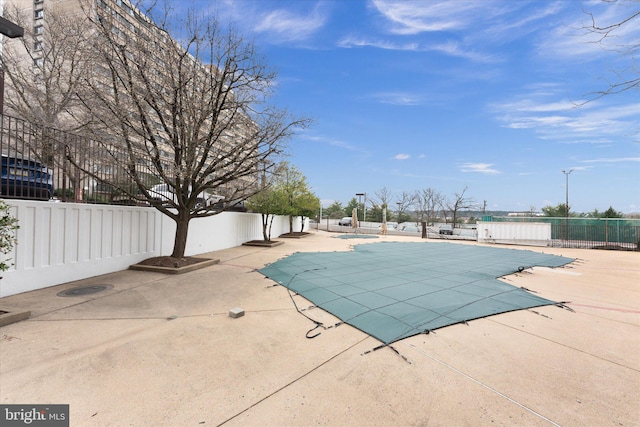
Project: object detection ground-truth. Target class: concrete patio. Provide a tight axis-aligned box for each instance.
[1,230,638,426]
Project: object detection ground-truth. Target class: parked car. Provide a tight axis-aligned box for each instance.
[148,183,224,208]
[338,217,352,226]
[1,154,53,201]
[439,225,453,235]
[224,199,247,212]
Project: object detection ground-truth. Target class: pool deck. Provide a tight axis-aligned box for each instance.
[1,230,638,426]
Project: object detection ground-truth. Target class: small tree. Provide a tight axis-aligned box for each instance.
[293,189,320,232]
[366,203,384,223]
[275,164,315,233]
[345,198,358,218]
[542,203,570,217]
[0,201,19,274]
[445,187,475,227]
[324,201,345,219]
[602,206,623,218]
[246,184,288,242]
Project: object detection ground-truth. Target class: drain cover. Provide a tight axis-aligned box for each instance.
[57,285,113,297]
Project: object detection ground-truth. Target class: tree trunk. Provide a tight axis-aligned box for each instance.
[289,215,293,233]
[299,216,305,232]
[261,213,270,241]
[268,215,274,240]
[171,214,190,258]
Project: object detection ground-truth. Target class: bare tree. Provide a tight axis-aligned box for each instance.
[1,6,91,128]
[1,5,94,199]
[71,4,309,258]
[369,186,394,222]
[415,188,444,226]
[580,3,639,100]
[373,187,393,207]
[395,191,416,223]
[445,186,475,227]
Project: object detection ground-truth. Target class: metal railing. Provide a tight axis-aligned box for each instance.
[551,223,640,250]
[482,215,639,250]
[0,113,161,205]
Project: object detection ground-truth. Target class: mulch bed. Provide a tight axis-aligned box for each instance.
[242,240,284,247]
[279,232,311,238]
[137,256,213,268]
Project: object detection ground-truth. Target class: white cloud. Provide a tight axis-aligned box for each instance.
[371,0,496,35]
[303,135,363,153]
[372,92,423,106]
[253,5,328,42]
[491,87,640,144]
[580,157,640,164]
[338,36,419,51]
[460,163,501,174]
[394,154,410,160]
[338,36,497,62]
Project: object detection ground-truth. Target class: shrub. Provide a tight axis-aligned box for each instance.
[0,200,19,272]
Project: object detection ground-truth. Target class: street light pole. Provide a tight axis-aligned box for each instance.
[562,169,574,242]
[364,193,367,222]
[356,193,364,222]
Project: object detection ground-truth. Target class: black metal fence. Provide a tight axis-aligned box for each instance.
[551,222,640,250]
[483,215,639,250]
[0,113,159,205]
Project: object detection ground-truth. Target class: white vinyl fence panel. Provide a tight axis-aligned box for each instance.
[0,200,295,297]
[477,221,551,247]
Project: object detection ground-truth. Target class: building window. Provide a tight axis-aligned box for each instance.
[33,57,44,67]
[34,41,43,51]
[34,0,43,3]
[34,9,44,19]
[34,25,44,35]
[124,5,134,17]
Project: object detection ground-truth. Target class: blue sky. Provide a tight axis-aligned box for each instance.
[175,1,639,213]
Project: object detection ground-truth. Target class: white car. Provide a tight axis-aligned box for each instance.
[149,183,224,208]
[338,217,352,226]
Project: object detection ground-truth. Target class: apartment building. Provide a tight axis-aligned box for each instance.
[1,0,260,206]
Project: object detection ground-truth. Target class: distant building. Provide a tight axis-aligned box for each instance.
[507,212,544,217]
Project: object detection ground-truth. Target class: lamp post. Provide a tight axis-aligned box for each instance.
[356,193,364,222]
[562,169,574,242]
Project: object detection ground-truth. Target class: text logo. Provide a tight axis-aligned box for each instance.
[1,405,69,427]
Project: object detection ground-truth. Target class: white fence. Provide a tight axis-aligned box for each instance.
[476,221,551,247]
[0,200,297,297]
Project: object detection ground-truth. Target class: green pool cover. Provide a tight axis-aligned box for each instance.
[259,242,573,345]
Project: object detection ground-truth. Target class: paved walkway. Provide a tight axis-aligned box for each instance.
[1,231,638,426]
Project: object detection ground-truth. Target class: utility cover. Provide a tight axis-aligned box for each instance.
[259,242,573,345]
